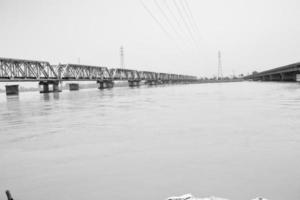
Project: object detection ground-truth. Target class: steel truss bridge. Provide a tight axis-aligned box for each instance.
[0,57,197,94]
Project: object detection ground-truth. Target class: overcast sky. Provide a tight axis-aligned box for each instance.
[0,0,299,77]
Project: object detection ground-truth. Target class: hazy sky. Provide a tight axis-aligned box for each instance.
[0,0,299,77]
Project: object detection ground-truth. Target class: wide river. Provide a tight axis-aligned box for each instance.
[0,82,300,200]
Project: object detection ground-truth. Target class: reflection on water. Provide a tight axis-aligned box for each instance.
[0,82,300,200]
[40,92,60,101]
[42,93,51,101]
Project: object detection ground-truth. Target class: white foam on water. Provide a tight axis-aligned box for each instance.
[167,194,229,200]
[166,194,268,200]
[193,197,229,200]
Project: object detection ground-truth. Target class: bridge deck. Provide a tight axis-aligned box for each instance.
[244,62,300,81]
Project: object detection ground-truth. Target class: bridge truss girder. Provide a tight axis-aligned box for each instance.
[0,58,58,81]
[57,64,111,80]
[0,58,197,82]
[110,68,140,80]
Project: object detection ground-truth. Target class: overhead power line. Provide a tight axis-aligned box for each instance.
[140,0,203,56]
[140,0,188,55]
[153,0,196,50]
[140,0,172,39]
[182,0,202,39]
[162,0,195,48]
[153,0,183,42]
[172,0,199,49]
[179,0,198,37]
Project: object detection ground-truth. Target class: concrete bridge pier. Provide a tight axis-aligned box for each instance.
[53,82,61,92]
[281,73,296,81]
[69,83,80,91]
[162,80,171,84]
[39,81,62,93]
[262,75,271,81]
[145,80,152,85]
[297,74,300,82]
[145,80,158,85]
[97,79,114,89]
[270,74,282,81]
[128,80,141,87]
[157,80,164,84]
[5,85,19,95]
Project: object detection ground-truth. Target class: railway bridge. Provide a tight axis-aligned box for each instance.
[0,57,197,95]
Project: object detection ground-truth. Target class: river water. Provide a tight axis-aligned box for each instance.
[0,82,300,200]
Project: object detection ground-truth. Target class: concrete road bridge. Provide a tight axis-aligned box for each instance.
[244,62,300,82]
[0,57,197,95]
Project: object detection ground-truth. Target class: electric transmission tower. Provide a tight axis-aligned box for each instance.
[120,46,124,69]
[217,50,223,80]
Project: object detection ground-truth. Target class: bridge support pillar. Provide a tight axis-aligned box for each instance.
[145,80,158,85]
[128,80,141,87]
[39,81,62,93]
[280,73,284,81]
[270,74,282,81]
[5,85,19,95]
[297,74,300,82]
[69,83,80,91]
[39,82,49,93]
[281,73,296,81]
[97,80,114,89]
[53,82,61,92]
[262,75,271,81]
